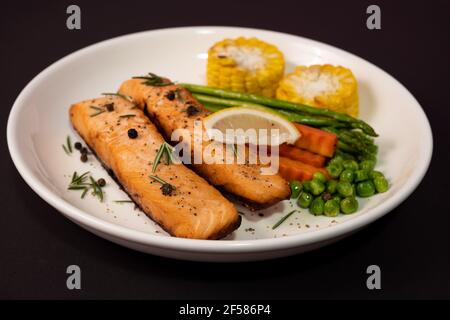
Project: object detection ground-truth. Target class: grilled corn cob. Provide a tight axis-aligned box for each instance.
[207,37,285,97]
[276,64,359,117]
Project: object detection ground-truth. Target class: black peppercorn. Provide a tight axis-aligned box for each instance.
[186,105,199,116]
[80,154,88,162]
[97,178,106,187]
[128,128,138,139]
[161,183,174,196]
[81,147,88,154]
[165,91,175,101]
[105,103,114,112]
[74,142,82,150]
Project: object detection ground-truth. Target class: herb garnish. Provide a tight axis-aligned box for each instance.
[68,171,105,201]
[174,89,185,103]
[62,135,73,155]
[152,142,174,173]
[90,105,106,117]
[272,210,297,230]
[102,92,134,103]
[119,114,136,119]
[149,174,176,196]
[133,72,174,87]
[113,200,134,204]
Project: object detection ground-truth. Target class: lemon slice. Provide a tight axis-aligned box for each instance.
[203,107,300,145]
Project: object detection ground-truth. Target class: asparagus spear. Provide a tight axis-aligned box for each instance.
[194,94,349,127]
[181,83,378,136]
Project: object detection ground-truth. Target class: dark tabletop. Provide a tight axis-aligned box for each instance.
[1,0,449,300]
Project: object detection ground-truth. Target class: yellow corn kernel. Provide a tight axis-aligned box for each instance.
[276,64,359,117]
[207,37,285,97]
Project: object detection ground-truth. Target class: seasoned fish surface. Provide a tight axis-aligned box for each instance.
[69,96,240,239]
[119,78,290,208]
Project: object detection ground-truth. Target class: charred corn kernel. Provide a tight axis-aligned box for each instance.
[207,37,285,97]
[276,65,359,117]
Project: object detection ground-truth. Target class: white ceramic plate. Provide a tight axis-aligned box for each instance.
[7,27,432,262]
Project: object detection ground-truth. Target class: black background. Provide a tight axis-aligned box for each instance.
[1,0,449,299]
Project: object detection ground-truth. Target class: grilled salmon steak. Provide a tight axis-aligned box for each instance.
[69,96,240,239]
[118,76,291,208]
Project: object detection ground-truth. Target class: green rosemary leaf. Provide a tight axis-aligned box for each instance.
[272,210,297,230]
[119,114,136,119]
[62,145,70,155]
[113,200,134,203]
[66,136,72,153]
[101,92,133,102]
[81,187,89,199]
[148,175,176,190]
[68,186,87,190]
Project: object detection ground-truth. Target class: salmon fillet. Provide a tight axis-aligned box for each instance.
[69,96,240,239]
[118,77,291,208]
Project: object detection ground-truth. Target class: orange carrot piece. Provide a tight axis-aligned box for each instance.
[278,157,330,182]
[279,144,326,167]
[293,123,337,157]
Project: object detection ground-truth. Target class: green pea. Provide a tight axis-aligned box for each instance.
[343,160,359,171]
[340,169,354,183]
[298,192,313,208]
[356,180,376,197]
[337,181,353,197]
[303,181,312,193]
[309,197,324,216]
[329,155,344,165]
[310,179,326,196]
[359,160,376,172]
[333,195,342,204]
[340,197,359,214]
[374,177,389,193]
[326,180,338,194]
[324,200,340,217]
[354,169,369,182]
[326,162,343,178]
[370,170,385,179]
[313,172,327,183]
[289,180,303,199]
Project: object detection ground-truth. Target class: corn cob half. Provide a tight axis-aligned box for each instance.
[207,37,285,97]
[276,64,359,117]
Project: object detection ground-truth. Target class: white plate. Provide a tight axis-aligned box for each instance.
[7,27,432,262]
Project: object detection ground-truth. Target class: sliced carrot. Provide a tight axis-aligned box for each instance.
[278,144,326,167]
[293,123,337,157]
[278,157,330,182]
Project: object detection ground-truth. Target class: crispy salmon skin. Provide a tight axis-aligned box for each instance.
[119,78,291,208]
[69,96,240,239]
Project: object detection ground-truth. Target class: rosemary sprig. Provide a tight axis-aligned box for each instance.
[62,135,73,155]
[272,210,297,230]
[152,142,174,173]
[90,105,105,117]
[149,174,171,186]
[68,171,105,202]
[119,114,136,119]
[67,136,72,153]
[89,176,104,202]
[132,72,173,87]
[114,200,134,204]
[102,92,134,102]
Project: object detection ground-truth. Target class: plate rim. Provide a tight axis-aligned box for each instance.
[6,26,433,253]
